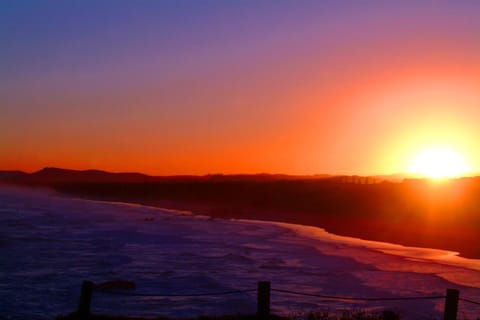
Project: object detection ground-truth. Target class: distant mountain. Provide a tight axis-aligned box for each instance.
[30,167,154,183]
[0,167,156,185]
[2,166,468,186]
[0,170,28,181]
[0,167,339,186]
[202,173,334,182]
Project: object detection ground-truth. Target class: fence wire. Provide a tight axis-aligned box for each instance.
[94,288,256,297]
[271,288,445,302]
[94,285,446,302]
[94,288,450,305]
[85,281,478,318]
[460,297,480,306]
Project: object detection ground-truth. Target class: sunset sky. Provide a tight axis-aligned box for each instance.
[2,1,480,175]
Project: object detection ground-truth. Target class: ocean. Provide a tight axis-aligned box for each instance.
[0,186,479,319]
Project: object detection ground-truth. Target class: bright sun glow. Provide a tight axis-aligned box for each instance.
[408,147,471,179]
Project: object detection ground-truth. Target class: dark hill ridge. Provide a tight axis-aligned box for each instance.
[0,170,28,179]
[0,167,337,184]
[30,167,153,183]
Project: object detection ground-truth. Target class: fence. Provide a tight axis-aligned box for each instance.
[76,280,480,320]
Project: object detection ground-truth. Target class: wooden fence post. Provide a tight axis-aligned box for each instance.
[257,281,270,319]
[443,288,459,320]
[77,280,94,318]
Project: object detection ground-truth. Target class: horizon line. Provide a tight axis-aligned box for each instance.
[2,166,480,180]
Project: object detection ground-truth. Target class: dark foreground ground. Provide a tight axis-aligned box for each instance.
[2,167,480,258]
[57,311,400,320]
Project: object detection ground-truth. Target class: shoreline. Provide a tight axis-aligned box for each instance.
[49,190,480,261]
[1,182,478,260]
[53,190,480,289]
[136,200,480,260]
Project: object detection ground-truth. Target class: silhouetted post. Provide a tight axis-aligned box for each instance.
[77,281,94,318]
[444,289,459,320]
[257,281,270,319]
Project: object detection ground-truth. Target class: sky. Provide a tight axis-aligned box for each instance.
[2,0,480,176]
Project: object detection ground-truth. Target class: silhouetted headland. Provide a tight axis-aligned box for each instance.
[2,167,480,259]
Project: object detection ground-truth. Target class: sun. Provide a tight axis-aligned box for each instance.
[408,147,471,179]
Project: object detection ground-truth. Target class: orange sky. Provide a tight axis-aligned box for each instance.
[2,1,480,175]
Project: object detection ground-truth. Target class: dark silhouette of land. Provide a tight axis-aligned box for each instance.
[2,167,480,258]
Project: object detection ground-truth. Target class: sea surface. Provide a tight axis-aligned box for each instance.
[0,186,479,320]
